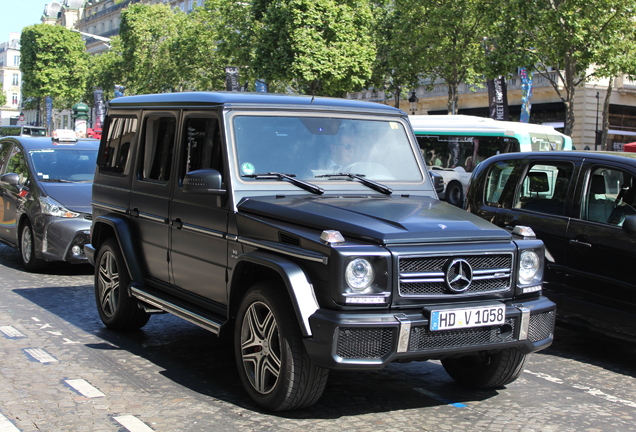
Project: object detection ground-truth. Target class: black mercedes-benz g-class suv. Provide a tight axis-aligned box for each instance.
[85,92,555,411]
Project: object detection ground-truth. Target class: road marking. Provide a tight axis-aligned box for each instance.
[0,413,20,432]
[62,338,80,344]
[39,324,52,330]
[0,326,26,339]
[23,348,58,364]
[46,331,62,336]
[114,415,155,432]
[413,387,467,407]
[64,379,105,398]
[526,369,636,409]
[31,317,40,322]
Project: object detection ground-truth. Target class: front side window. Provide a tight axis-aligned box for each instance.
[6,147,29,185]
[234,116,422,183]
[484,159,522,207]
[514,162,574,216]
[180,116,223,180]
[140,116,176,182]
[583,166,636,225]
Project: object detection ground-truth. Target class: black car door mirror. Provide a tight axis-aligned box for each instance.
[622,215,636,236]
[183,169,226,196]
[1,173,20,186]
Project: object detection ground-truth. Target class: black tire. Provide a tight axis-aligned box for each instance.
[235,282,329,411]
[441,348,528,388]
[95,238,149,330]
[446,181,464,207]
[19,221,46,272]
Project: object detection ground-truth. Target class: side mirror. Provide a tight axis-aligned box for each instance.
[623,215,636,236]
[429,170,444,194]
[1,173,20,186]
[183,169,226,196]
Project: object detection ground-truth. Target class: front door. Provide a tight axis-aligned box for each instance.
[169,112,229,306]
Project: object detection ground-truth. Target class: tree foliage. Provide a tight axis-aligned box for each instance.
[20,24,89,108]
[0,83,6,107]
[492,0,636,136]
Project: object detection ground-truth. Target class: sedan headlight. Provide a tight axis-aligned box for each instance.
[518,250,540,284]
[39,196,80,218]
[345,258,375,292]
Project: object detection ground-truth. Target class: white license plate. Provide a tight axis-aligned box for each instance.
[430,304,506,331]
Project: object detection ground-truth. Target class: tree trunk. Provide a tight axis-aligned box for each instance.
[600,78,613,151]
[447,83,459,114]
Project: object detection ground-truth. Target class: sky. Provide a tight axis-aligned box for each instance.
[1,0,48,37]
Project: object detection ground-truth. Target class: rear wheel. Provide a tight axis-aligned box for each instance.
[441,348,528,388]
[235,282,329,411]
[445,181,464,207]
[20,221,46,272]
[95,238,149,330]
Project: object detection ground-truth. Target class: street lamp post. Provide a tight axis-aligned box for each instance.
[595,91,600,151]
[408,90,419,115]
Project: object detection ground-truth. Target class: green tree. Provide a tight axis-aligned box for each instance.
[493,0,636,136]
[398,0,498,114]
[252,0,377,96]
[0,83,6,107]
[20,24,89,111]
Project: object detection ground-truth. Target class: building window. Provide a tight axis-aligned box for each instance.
[12,94,18,106]
[13,55,20,66]
[12,74,19,86]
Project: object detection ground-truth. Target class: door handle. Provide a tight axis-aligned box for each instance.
[171,218,183,229]
[129,208,140,217]
[569,239,591,248]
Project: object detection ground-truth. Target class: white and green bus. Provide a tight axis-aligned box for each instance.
[410,115,572,206]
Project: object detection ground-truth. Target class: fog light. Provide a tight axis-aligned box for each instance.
[71,245,83,256]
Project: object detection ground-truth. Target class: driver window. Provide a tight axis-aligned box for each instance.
[6,147,30,185]
[585,167,636,226]
[180,116,223,183]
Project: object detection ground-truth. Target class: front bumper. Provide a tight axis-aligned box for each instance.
[36,217,92,264]
[304,296,555,369]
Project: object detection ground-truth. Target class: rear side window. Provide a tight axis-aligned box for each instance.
[100,117,138,175]
[140,116,176,182]
[514,162,574,216]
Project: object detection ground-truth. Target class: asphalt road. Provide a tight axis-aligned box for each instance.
[0,243,635,432]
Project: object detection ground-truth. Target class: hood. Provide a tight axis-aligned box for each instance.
[38,182,92,214]
[238,195,510,244]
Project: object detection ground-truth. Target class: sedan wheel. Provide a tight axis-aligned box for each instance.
[20,222,45,271]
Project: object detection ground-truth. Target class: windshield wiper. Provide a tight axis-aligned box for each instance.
[316,173,392,195]
[243,172,324,195]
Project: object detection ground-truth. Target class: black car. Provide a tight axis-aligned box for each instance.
[0,135,99,270]
[86,92,554,411]
[465,150,636,342]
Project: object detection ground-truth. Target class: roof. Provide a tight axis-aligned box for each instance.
[0,136,100,151]
[486,150,636,163]
[108,91,405,115]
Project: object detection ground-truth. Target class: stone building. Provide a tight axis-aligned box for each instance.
[0,33,24,126]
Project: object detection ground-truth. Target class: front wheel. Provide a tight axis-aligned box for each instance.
[235,282,329,411]
[441,348,528,388]
[445,181,464,207]
[20,221,46,272]
[95,238,149,330]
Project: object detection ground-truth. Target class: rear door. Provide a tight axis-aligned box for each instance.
[0,141,18,243]
[129,111,178,283]
[168,112,229,306]
[563,159,636,336]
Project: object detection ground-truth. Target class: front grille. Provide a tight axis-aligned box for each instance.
[336,327,394,359]
[399,253,513,297]
[408,318,516,351]
[528,310,555,342]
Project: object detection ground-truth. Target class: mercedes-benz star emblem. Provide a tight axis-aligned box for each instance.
[445,258,473,293]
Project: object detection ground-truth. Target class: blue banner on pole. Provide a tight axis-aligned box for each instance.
[520,68,533,123]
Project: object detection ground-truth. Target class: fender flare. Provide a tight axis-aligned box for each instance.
[233,250,319,337]
[92,215,144,283]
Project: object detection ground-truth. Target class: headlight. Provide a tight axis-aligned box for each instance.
[39,196,80,218]
[518,250,540,284]
[345,258,374,292]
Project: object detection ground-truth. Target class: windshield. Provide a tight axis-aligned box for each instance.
[29,128,47,137]
[233,116,423,182]
[30,149,98,182]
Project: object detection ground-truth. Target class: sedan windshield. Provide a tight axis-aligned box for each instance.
[234,116,423,183]
[30,149,98,182]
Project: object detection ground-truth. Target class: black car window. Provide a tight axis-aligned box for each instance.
[0,142,14,174]
[584,166,636,225]
[484,159,521,207]
[100,116,138,175]
[180,116,223,179]
[514,162,574,216]
[6,146,30,185]
[140,116,176,183]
